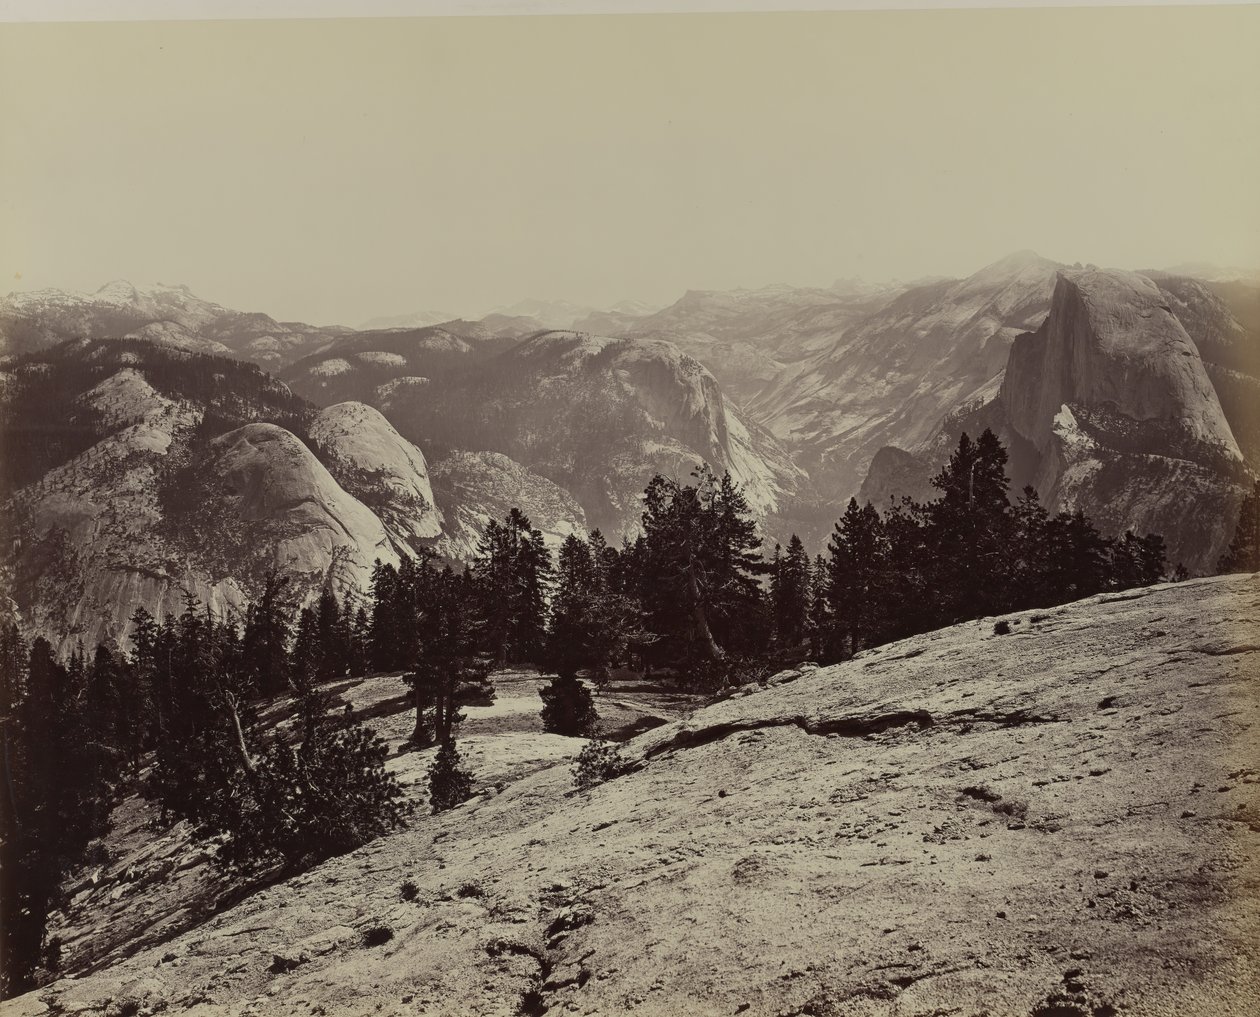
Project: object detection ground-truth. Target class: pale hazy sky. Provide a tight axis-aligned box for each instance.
[1,7,1257,326]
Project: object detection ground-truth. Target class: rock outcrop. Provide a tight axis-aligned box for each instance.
[0,344,401,651]
[309,401,443,551]
[203,423,399,588]
[428,450,587,560]
[11,575,1259,1016]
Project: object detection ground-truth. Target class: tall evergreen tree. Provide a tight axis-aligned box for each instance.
[806,554,830,659]
[825,498,887,658]
[474,509,553,665]
[772,535,811,648]
[410,564,486,748]
[925,429,1013,621]
[639,467,768,662]
[1219,479,1260,573]
[241,569,292,696]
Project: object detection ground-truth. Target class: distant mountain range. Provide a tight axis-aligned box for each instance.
[0,281,351,369]
[2,255,1256,647]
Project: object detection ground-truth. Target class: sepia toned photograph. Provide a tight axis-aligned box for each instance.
[0,1,1257,1014]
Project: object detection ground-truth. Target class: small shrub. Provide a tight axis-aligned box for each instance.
[82,841,111,867]
[456,882,484,899]
[400,880,418,902]
[362,925,394,948]
[993,620,1012,635]
[573,737,631,791]
[518,983,547,1017]
[42,937,62,975]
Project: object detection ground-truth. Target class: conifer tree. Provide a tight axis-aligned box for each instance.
[427,739,474,814]
[475,509,553,665]
[1219,479,1260,573]
[879,496,932,642]
[540,535,601,734]
[925,429,1013,620]
[242,569,292,697]
[806,554,830,659]
[409,564,486,747]
[1008,486,1053,610]
[772,535,811,648]
[825,498,887,658]
[639,467,768,662]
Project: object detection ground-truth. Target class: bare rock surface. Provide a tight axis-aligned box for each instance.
[8,574,1258,1016]
[205,422,399,590]
[309,402,443,548]
[428,450,587,559]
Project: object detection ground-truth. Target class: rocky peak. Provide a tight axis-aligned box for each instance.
[1001,269,1243,462]
[308,401,443,550]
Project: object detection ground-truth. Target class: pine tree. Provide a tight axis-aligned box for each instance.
[825,498,887,658]
[806,554,830,659]
[1219,479,1260,573]
[475,509,554,666]
[639,467,768,662]
[203,669,410,871]
[539,674,597,736]
[772,535,811,648]
[410,564,486,748]
[879,497,932,642]
[1008,486,1053,609]
[242,569,292,697]
[368,560,405,671]
[925,429,1013,620]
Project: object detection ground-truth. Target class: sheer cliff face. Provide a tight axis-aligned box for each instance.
[1001,270,1249,571]
[1001,270,1243,464]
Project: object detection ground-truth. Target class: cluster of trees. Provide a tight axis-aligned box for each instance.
[532,432,1175,683]
[0,585,409,997]
[804,431,1172,659]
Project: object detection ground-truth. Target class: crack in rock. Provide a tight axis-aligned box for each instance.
[644,704,1065,761]
[644,710,935,758]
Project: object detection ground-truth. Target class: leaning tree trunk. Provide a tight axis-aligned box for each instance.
[686,558,724,661]
[223,691,259,784]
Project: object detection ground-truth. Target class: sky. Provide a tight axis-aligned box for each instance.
[1,7,1258,326]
